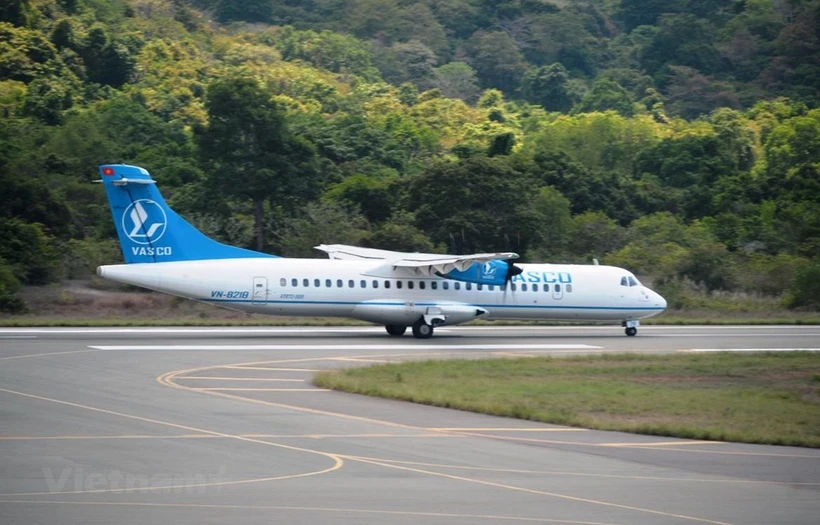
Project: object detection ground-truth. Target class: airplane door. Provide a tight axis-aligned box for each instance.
[252,277,268,304]
[552,283,564,300]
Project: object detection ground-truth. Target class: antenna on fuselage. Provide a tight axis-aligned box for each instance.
[592,258,599,265]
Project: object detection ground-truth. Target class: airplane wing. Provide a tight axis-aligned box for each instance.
[315,244,518,277]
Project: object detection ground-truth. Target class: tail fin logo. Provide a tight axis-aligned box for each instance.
[122,199,167,245]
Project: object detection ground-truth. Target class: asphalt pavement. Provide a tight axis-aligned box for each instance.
[1,325,818,525]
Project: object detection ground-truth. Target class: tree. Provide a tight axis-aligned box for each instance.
[408,156,541,255]
[640,14,721,75]
[375,40,438,88]
[468,31,527,92]
[519,63,575,112]
[574,78,635,116]
[197,77,320,251]
[785,262,820,309]
[432,62,480,102]
[567,211,626,261]
[616,0,673,31]
[530,186,572,258]
[214,0,272,24]
[0,0,32,27]
[276,202,370,258]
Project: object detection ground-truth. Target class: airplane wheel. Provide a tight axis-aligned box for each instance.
[385,325,407,336]
[625,327,637,337]
[412,319,434,339]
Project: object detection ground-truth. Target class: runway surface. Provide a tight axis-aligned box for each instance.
[1,325,818,525]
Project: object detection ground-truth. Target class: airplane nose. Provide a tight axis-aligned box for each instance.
[655,291,667,310]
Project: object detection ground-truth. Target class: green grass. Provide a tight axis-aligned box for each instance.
[314,352,820,447]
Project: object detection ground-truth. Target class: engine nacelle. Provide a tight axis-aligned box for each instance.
[442,260,522,286]
[351,301,489,326]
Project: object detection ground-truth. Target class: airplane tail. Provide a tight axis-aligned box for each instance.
[98,164,276,263]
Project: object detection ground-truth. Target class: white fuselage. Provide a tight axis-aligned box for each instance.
[97,258,667,325]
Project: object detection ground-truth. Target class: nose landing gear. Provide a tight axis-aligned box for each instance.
[623,320,640,337]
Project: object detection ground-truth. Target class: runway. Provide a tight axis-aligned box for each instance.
[1,325,818,525]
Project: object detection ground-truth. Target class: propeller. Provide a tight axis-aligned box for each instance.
[505,261,523,284]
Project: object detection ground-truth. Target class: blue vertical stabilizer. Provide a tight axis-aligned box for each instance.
[99,164,276,263]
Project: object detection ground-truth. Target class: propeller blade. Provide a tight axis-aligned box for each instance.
[505,262,523,283]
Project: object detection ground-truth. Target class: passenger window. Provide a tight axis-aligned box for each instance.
[620,276,628,287]
[511,283,517,291]
[408,281,414,290]
[419,281,426,290]
[555,284,561,292]
[567,284,573,293]
[500,285,507,292]
[314,279,320,287]
[397,281,403,289]
[454,282,461,290]
[348,280,354,288]
[325,279,331,287]
[280,278,286,286]
[303,278,309,287]
[466,283,472,290]
[431,282,438,290]
[373,280,379,289]
[532,284,538,292]
[336,279,343,288]
[488,285,494,291]
[291,278,298,287]
[385,280,391,289]
[521,284,528,292]
[442,282,449,290]
[360,280,366,288]
[477,284,483,291]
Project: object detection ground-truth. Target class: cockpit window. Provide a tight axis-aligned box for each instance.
[628,276,639,287]
[620,276,628,287]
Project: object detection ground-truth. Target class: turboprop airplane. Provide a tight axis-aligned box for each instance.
[95,164,666,338]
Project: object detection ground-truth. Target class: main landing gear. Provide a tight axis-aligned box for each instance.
[623,319,639,337]
[385,324,407,336]
[411,318,434,339]
[384,319,435,339]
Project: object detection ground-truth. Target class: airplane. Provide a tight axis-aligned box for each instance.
[95,164,667,338]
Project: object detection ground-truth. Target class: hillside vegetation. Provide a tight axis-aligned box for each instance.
[0,0,818,314]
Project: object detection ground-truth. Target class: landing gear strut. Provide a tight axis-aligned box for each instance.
[385,324,407,336]
[623,320,639,337]
[411,318,434,339]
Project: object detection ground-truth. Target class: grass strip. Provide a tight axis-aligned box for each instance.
[313,352,820,448]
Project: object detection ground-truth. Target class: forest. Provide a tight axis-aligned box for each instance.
[0,0,818,314]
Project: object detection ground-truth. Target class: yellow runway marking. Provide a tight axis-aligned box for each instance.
[0,349,103,361]
[454,431,820,458]
[0,433,456,441]
[332,357,391,363]
[343,456,820,486]
[193,388,330,392]
[176,377,305,382]
[223,366,321,372]
[0,501,617,524]
[346,455,735,525]
[0,434,215,441]
[0,387,344,496]
[428,428,587,432]
[602,441,718,447]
